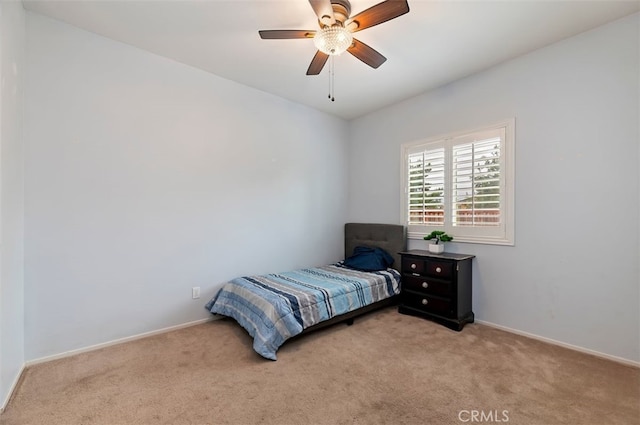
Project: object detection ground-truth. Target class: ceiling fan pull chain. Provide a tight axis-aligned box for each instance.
[328,55,332,100]
[330,55,335,102]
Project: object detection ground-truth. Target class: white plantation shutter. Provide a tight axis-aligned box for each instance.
[402,120,514,245]
[452,128,504,228]
[407,147,445,226]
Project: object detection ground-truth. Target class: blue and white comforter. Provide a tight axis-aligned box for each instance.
[205,262,401,360]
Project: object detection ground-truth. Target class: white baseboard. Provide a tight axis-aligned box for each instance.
[25,317,216,367]
[1,363,26,413]
[476,319,640,368]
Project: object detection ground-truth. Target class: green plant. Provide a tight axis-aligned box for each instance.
[423,231,453,244]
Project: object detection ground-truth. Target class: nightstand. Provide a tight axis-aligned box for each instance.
[398,250,475,331]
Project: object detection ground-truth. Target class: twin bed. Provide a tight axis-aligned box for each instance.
[205,223,406,360]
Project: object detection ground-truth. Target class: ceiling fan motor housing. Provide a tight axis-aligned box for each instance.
[321,0,351,26]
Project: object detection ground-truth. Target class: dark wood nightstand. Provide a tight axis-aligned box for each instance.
[398,250,475,331]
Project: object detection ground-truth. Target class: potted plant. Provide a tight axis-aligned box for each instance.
[423,231,453,254]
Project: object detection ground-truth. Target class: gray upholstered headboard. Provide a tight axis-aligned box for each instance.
[344,223,406,272]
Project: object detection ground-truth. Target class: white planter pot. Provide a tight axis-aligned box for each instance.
[428,243,445,254]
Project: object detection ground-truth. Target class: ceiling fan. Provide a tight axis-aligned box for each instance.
[258,0,410,76]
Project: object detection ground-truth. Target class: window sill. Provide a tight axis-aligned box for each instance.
[407,231,514,246]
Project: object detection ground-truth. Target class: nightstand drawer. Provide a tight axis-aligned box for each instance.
[402,293,452,316]
[424,260,453,279]
[402,275,450,297]
[402,257,425,274]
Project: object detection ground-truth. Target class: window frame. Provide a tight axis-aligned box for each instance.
[401,119,515,246]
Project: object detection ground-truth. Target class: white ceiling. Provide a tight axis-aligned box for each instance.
[22,0,640,120]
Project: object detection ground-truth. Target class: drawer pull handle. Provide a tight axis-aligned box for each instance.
[411,263,417,270]
[435,267,442,273]
[422,282,429,289]
[421,299,429,305]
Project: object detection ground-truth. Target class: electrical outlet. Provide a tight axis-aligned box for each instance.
[192,287,200,299]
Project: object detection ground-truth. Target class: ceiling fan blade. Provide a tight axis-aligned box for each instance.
[306,51,330,75]
[309,0,336,26]
[347,38,387,69]
[346,0,410,32]
[259,30,316,39]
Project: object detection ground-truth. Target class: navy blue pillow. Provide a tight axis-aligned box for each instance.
[343,246,394,272]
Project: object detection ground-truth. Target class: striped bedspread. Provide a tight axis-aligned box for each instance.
[205,262,401,360]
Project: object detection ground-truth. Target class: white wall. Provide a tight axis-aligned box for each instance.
[0,0,25,410]
[24,13,349,361]
[348,13,639,363]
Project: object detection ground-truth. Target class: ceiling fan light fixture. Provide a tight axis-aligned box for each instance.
[313,25,353,55]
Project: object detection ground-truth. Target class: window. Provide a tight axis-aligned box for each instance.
[402,120,515,245]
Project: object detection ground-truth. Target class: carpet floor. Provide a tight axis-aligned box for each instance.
[1,307,638,425]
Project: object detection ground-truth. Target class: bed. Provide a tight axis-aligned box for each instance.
[204,223,406,360]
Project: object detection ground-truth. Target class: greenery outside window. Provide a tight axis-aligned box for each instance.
[401,119,515,245]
